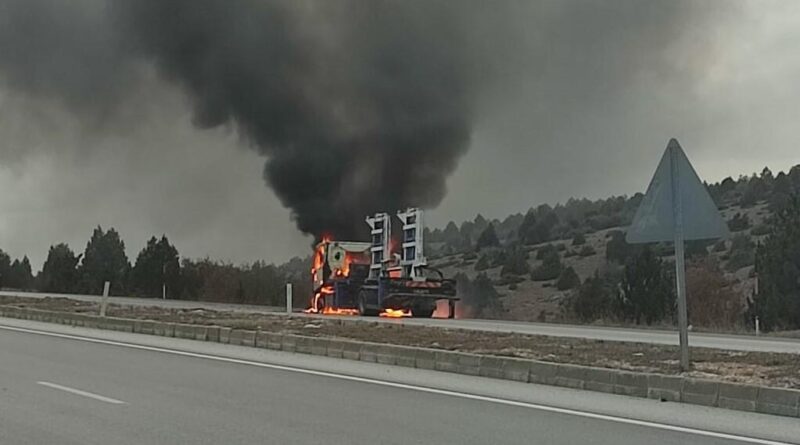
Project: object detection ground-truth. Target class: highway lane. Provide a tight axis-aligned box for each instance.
[4,290,800,354]
[0,319,798,445]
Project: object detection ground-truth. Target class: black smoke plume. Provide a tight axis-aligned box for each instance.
[0,1,735,240]
[113,1,485,239]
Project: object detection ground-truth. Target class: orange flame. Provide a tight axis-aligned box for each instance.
[322,307,359,316]
[304,285,359,315]
[379,308,412,318]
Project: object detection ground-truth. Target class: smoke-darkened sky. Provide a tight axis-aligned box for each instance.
[1,1,798,269]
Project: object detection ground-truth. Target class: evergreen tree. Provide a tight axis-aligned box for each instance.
[500,246,530,276]
[569,272,614,322]
[531,249,562,281]
[7,256,33,289]
[475,224,500,250]
[556,266,580,290]
[474,254,491,271]
[473,214,489,234]
[0,249,10,289]
[79,226,130,295]
[749,196,800,330]
[131,235,181,298]
[40,243,80,293]
[617,247,674,324]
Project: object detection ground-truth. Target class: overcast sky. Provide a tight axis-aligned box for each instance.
[1,1,799,270]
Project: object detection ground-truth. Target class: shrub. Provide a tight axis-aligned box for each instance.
[578,245,596,257]
[750,223,770,236]
[685,239,711,258]
[566,272,614,322]
[571,233,586,246]
[712,240,727,252]
[616,248,674,325]
[730,234,754,252]
[727,212,750,232]
[686,259,741,329]
[475,224,500,251]
[605,230,640,264]
[536,244,557,260]
[500,246,530,276]
[725,249,754,272]
[474,254,491,271]
[531,250,562,281]
[556,266,580,290]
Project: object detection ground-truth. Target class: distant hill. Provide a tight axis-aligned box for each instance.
[424,164,800,324]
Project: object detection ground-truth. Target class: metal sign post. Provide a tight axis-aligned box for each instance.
[627,139,729,372]
[670,146,690,370]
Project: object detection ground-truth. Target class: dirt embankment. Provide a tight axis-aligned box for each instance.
[2,295,798,389]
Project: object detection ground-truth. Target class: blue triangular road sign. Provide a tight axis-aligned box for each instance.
[626,139,730,243]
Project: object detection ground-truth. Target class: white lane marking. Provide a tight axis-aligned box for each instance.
[37,381,127,405]
[0,324,793,445]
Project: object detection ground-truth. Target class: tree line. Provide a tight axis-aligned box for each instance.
[425,164,800,258]
[0,226,310,307]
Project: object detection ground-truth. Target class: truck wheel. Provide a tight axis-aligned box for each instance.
[412,305,435,318]
[358,290,378,317]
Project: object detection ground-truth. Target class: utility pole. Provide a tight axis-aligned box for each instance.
[162,263,167,300]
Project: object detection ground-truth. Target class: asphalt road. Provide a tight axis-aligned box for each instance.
[4,290,800,354]
[0,318,797,445]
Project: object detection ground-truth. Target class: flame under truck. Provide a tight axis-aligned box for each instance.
[309,208,457,318]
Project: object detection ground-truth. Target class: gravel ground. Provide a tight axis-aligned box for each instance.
[2,295,798,388]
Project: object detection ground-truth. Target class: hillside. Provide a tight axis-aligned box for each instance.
[425,164,800,325]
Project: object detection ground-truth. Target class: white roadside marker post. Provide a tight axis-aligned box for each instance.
[286,283,293,315]
[100,281,110,317]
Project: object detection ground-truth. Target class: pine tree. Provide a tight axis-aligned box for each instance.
[79,226,130,295]
[41,244,80,293]
[475,224,500,251]
[617,247,674,324]
[131,235,181,298]
[556,266,580,290]
[749,196,800,330]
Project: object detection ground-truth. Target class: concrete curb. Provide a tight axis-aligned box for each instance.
[2,306,798,419]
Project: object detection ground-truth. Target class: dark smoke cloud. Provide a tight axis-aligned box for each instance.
[113,1,485,239]
[0,1,738,241]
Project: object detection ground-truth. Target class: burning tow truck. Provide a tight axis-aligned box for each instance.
[305,208,458,318]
